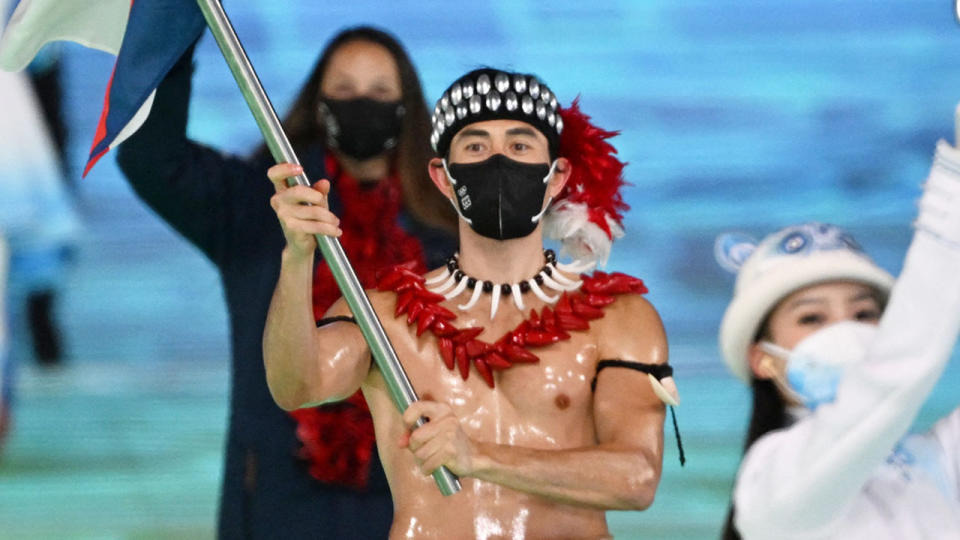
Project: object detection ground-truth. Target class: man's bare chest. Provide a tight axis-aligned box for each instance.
[369,264,647,437]
[387,322,600,440]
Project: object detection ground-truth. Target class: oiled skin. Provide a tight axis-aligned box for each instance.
[266,260,667,540]
[262,118,668,539]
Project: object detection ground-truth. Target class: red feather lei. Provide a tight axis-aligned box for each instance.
[375,263,648,388]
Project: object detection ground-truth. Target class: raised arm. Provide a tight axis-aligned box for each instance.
[261,163,370,410]
[115,45,259,265]
[402,294,668,510]
[734,140,960,536]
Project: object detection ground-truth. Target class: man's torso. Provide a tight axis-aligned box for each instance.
[361,278,625,539]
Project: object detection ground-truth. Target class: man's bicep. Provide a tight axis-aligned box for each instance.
[307,298,372,403]
[592,363,666,450]
[592,295,669,450]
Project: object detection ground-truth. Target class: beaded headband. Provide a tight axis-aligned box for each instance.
[430,68,563,157]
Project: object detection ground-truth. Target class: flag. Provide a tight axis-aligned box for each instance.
[0,0,81,243]
[0,0,206,176]
[0,0,130,71]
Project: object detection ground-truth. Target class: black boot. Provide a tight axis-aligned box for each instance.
[27,290,63,366]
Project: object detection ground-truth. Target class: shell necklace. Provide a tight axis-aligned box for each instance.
[424,249,597,319]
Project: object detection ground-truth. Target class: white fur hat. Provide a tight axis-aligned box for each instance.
[716,222,895,383]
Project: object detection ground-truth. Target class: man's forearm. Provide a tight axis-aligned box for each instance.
[263,248,318,410]
[469,441,661,510]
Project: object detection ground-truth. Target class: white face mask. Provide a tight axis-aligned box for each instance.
[759,321,878,410]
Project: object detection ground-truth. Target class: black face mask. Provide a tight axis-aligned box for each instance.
[319,97,404,161]
[445,154,556,240]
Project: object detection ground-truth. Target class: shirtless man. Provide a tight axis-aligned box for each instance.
[263,68,676,539]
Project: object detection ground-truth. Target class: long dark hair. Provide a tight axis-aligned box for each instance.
[721,377,786,540]
[258,26,456,233]
[721,322,788,540]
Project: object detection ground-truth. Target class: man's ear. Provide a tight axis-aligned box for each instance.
[428,157,455,199]
[547,157,572,199]
[748,343,776,380]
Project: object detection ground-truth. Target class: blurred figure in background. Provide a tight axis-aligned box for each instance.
[715,136,960,538]
[0,1,80,452]
[116,26,456,539]
[23,45,73,367]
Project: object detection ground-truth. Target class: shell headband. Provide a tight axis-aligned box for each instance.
[430,68,563,158]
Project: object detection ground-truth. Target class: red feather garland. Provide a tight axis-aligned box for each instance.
[375,264,648,388]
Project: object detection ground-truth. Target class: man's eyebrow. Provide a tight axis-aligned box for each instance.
[506,127,538,137]
[453,128,490,141]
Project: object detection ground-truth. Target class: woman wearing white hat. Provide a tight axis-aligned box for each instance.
[716,138,960,539]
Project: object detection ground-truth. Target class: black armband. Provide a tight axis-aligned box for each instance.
[590,359,673,392]
[316,316,358,328]
[592,359,686,467]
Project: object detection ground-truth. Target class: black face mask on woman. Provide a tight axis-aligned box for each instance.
[444,153,558,240]
[319,97,404,161]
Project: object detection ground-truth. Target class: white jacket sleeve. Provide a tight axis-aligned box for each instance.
[734,140,960,537]
[930,407,960,500]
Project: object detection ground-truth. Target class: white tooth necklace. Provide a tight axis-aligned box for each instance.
[425,249,596,320]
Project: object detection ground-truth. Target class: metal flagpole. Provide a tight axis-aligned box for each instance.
[194,0,460,496]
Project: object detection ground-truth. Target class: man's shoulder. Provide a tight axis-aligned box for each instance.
[375,261,433,286]
[580,270,655,316]
[369,262,447,327]
[581,270,649,296]
[579,271,665,356]
[602,291,657,319]
[595,295,663,342]
[372,262,435,299]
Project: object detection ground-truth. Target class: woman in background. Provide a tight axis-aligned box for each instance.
[117,26,455,539]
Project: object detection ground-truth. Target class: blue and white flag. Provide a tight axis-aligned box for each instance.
[0,0,206,176]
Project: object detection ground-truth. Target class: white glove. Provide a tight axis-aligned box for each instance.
[916,139,960,247]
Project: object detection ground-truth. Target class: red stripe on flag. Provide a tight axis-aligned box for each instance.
[83,0,137,177]
[83,62,118,177]
[83,147,111,178]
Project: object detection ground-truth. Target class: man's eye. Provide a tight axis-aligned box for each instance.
[466,143,483,152]
[855,309,881,322]
[512,142,529,152]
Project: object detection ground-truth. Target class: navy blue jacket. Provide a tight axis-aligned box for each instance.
[116,52,454,539]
